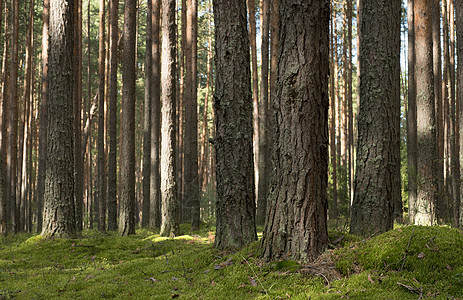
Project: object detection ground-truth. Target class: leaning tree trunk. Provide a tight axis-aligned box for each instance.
[119,0,136,236]
[350,0,401,236]
[160,0,179,237]
[42,0,77,238]
[261,0,329,263]
[213,0,257,249]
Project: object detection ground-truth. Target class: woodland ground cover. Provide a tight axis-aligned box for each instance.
[0,225,462,299]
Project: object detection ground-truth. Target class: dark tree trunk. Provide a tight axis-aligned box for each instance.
[42,0,77,238]
[0,0,7,235]
[350,0,401,236]
[261,0,329,262]
[457,0,463,227]
[160,0,179,237]
[213,0,257,249]
[97,0,106,232]
[415,0,437,225]
[184,0,200,230]
[407,0,417,224]
[256,0,269,226]
[74,0,83,231]
[107,0,119,232]
[142,0,152,228]
[150,0,161,229]
[9,0,19,233]
[119,0,136,236]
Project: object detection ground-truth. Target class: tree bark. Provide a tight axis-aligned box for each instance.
[142,0,152,228]
[415,0,437,225]
[119,0,137,236]
[350,0,401,236]
[42,0,77,238]
[184,0,200,230]
[261,0,329,262]
[97,0,106,232]
[150,0,161,229]
[107,0,119,231]
[213,0,257,249]
[160,0,179,237]
[456,0,463,227]
[256,0,269,226]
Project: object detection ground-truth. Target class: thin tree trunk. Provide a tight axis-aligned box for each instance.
[433,0,444,222]
[415,0,437,226]
[119,0,137,236]
[449,0,459,225]
[442,0,450,219]
[150,0,161,229]
[142,0,152,228]
[97,0,106,232]
[407,0,417,224]
[108,0,119,231]
[247,0,260,212]
[256,0,269,226]
[456,0,463,227]
[160,0,179,237]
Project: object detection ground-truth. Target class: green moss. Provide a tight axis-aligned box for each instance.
[1,225,462,299]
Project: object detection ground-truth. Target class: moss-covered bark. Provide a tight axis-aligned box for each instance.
[261,0,329,263]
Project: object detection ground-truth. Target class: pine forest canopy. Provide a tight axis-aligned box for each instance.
[0,0,462,263]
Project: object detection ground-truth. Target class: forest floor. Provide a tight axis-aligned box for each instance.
[1,223,462,299]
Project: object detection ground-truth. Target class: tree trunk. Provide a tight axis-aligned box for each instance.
[160,0,179,237]
[261,0,329,262]
[97,0,106,232]
[8,0,19,233]
[407,0,417,224]
[150,0,161,229]
[329,0,338,221]
[0,3,8,234]
[42,0,77,238]
[177,0,185,223]
[256,0,269,226]
[142,0,152,228]
[213,0,257,249]
[107,0,119,231]
[247,0,260,216]
[456,0,463,227]
[119,0,137,236]
[184,0,200,230]
[415,0,437,225]
[350,0,401,236]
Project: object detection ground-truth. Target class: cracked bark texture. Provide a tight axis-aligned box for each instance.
[42,0,77,238]
[213,0,257,249]
[350,0,401,236]
[261,0,329,263]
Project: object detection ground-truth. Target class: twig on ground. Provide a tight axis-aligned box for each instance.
[241,255,268,296]
[400,228,415,271]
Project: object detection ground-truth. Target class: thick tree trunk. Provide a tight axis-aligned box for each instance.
[107,0,119,231]
[119,0,137,236]
[42,0,77,238]
[261,0,329,262]
[213,0,257,249]
[350,0,401,236]
[150,0,161,229]
[184,0,200,230]
[415,0,437,225]
[142,0,152,228]
[160,0,179,237]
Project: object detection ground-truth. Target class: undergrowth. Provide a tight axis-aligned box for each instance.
[0,225,462,299]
